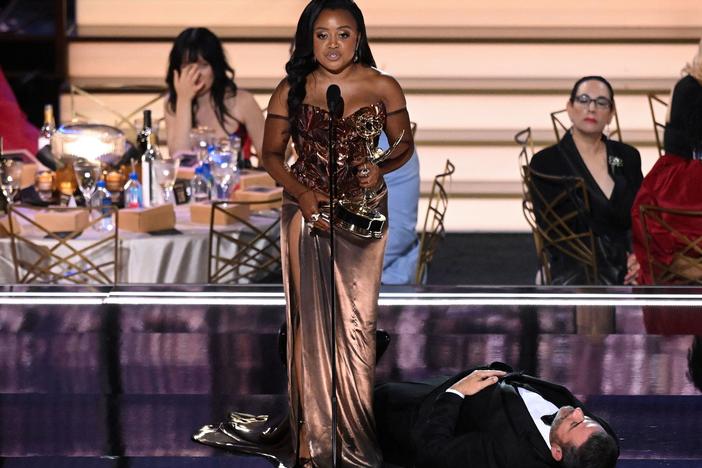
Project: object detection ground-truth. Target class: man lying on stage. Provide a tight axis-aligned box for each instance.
[374,362,619,468]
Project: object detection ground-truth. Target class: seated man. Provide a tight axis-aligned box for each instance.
[374,363,619,468]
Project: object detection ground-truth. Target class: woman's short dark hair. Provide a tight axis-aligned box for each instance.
[569,76,615,105]
[285,0,376,136]
[166,27,238,132]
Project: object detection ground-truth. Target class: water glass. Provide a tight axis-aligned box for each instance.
[153,158,180,204]
[0,160,24,207]
[73,159,101,205]
[189,127,216,163]
[210,150,239,200]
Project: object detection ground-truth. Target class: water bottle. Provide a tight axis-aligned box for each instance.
[190,166,211,203]
[123,172,143,208]
[91,180,114,232]
[229,134,246,169]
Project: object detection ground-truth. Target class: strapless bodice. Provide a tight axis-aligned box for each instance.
[290,101,386,201]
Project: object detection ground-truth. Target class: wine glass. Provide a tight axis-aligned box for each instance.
[153,158,180,204]
[210,150,239,200]
[0,159,23,207]
[73,159,101,206]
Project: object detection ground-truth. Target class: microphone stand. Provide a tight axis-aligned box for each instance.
[327,87,342,468]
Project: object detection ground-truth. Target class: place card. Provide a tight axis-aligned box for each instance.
[190,202,250,225]
[119,204,176,233]
[35,209,90,233]
[232,186,283,211]
[239,170,275,191]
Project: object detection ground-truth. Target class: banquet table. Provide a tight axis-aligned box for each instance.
[0,204,280,284]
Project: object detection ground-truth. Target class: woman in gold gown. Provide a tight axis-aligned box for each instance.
[194,1,414,466]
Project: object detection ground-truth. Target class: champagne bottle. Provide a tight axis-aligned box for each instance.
[136,109,152,154]
[38,104,56,150]
[141,129,161,208]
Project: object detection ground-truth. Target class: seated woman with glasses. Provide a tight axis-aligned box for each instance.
[529,76,643,285]
[164,27,264,165]
[631,40,702,286]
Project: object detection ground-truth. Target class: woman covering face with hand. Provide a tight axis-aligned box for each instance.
[529,76,643,285]
[164,27,264,163]
[194,1,414,467]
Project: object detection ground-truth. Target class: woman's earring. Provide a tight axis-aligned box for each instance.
[354,43,360,63]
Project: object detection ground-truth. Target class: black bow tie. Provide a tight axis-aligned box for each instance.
[541,412,557,426]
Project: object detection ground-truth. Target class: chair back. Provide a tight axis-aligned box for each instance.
[516,128,549,280]
[68,84,167,143]
[8,204,120,284]
[516,130,599,284]
[647,93,668,158]
[208,199,282,284]
[415,159,455,284]
[550,107,622,142]
[639,204,702,285]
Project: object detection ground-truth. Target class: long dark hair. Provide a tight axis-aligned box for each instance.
[286,0,376,136]
[166,27,238,132]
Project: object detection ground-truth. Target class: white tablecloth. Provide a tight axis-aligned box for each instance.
[0,205,280,284]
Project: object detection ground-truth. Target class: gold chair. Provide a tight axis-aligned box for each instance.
[8,205,120,284]
[550,107,622,142]
[414,159,455,284]
[647,93,668,158]
[516,128,549,279]
[68,84,168,143]
[208,199,283,284]
[639,204,702,285]
[516,128,599,284]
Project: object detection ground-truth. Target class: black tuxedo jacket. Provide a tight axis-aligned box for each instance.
[378,365,618,468]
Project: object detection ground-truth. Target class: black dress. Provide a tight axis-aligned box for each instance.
[529,131,643,285]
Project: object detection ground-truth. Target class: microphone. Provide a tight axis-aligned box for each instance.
[326,84,344,119]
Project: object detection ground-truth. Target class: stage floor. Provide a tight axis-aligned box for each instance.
[0,285,700,467]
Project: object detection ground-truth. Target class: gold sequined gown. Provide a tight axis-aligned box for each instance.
[194,102,388,468]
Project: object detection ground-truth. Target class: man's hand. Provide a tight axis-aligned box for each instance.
[449,369,506,396]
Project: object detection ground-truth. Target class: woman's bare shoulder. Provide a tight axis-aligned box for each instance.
[267,78,290,116]
[271,78,290,99]
[367,68,401,88]
[363,67,404,108]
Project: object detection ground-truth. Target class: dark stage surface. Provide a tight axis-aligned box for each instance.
[0,285,701,467]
